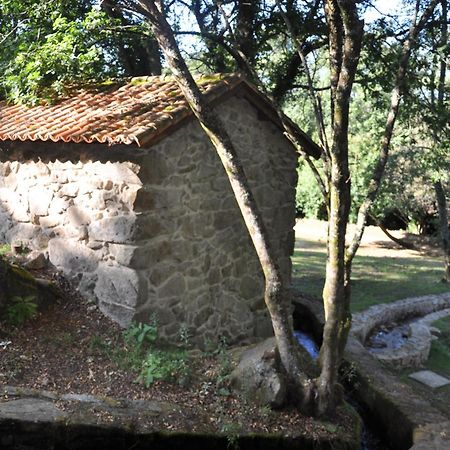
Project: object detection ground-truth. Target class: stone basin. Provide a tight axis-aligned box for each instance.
[351,293,450,368]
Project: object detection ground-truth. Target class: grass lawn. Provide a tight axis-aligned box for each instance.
[394,316,450,417]
[427,315,450,378]
[292,242,450,313]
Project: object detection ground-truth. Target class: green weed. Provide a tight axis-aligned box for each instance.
[117,319,192,388]
[88,335,110,354]
[138,348,189,387]
[124,318,158,350]
[5,295,37,326]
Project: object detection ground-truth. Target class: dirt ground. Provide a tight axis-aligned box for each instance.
[294,218,442,259]
[0,266,355,440]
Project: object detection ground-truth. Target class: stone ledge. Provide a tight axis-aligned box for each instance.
[0,385,359,450]
[351,293,450,344]
[344,337,450,449]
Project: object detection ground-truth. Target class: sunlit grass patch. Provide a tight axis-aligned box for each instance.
[292,239,450,312]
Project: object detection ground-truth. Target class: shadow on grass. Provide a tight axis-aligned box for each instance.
[292,248,450,313]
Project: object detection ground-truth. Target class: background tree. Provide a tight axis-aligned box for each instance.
[0,0,162,104]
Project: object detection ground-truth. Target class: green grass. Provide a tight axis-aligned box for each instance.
[395,316,450,416]
[426,316,450,378]
[292,241,450,313]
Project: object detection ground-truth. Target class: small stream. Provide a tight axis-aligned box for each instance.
[294,331,391,450]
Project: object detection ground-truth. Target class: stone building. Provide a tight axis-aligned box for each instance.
[0,74,320,346]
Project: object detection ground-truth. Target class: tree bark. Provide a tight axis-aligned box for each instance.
[345,0,440,278]
[434,0,449,282]
[318,0,363,416]
[434,180,450,283]
[437,0,447,108]
[133,0,315,409]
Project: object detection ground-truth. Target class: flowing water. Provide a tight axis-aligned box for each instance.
[294,330,392,450]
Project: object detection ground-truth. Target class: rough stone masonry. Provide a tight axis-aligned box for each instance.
[0,96,298,347]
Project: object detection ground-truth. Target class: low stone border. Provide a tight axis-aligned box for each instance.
[417,307,450,327]
[350,293,450,368]
[371,322,432,368]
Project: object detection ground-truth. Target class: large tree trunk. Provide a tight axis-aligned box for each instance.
[318,0,363,416]
[434,180,450,283]
[133,0,315,410]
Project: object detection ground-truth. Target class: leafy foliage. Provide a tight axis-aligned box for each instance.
[0,0,161,104]
[138,348,189,387]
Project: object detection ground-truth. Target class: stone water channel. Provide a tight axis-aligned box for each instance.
[294,331,390,450]
[293,291,450,450]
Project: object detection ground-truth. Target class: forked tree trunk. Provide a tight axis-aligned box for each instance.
[434,181,450,283]
[133,0,315,409]
[319,0,363,416]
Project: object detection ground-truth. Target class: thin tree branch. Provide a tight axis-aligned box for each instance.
[0,18,30,45]
[276,0,331,167]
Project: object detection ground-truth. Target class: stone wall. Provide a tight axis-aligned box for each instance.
[131,96,298,345]
[0,158,144,328]
[0,95,298,347]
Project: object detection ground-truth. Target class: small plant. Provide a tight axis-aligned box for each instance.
[0,244,11,256]
[88,335,110,354]
[117,318,192,388]
[5,295,37,326]
[124,317,158,350]
[179,323,190,347]
[216,336,232,389]
[258,405,273,419]
[138,348,189,388]
[222,422,241,450]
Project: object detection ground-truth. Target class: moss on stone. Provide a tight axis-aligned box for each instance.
[0,257,60,321]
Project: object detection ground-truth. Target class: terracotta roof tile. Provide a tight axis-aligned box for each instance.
[0,74,240,148]
[0,73,323,158]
